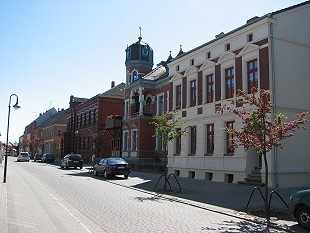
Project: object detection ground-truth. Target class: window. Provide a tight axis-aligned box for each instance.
[145,97,152,116]
[123,132,128,150]
[206,124,214,155]
[225,43,230,51]
[226,121,235,154]
[134,95,139,114]
[131,130,137,150]
[93,109,96,124]
[157,132,163,151]
[206,74,214,103]
[175,128,181,155]
[132,70,138,82]
[88,111,91,125]
[247,33,253,42]
[225,67,235,99]
[125,101,129,119]
[80,115,82,127]
[206,51,211,59]
[84,113,87,126]
[247,59,258,93]
[190,126,196,155]
[83,137,86,150]
[157,95,164,116]
[176,65,180,72]
[190,80,197,107]
[175,85,181,108]
[190,59,194,66]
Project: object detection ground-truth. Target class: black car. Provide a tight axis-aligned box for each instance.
[34,153,43,162]
[41,153,55,163]
[93,157,131,179]
[61,154,83,169]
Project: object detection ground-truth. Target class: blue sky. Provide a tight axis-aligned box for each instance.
[0,0,305,143]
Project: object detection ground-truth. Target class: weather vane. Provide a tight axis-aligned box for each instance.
[139,26,142,38]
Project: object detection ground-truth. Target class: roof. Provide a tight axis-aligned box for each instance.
[142,65,167,81]
[168,1,309,62]
[98,82,125,99]
[41,109,70,128]
[35,108,58,128]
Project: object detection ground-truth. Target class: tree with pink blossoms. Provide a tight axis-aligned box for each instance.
[218,88,309,220]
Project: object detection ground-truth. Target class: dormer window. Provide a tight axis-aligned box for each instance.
[190,59,194,66]
[225,43,231,51]
[176,65,180,72]
[206,51,211,59]
[247,33,253,42]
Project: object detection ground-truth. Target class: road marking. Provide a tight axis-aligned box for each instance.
[32,177,93,233]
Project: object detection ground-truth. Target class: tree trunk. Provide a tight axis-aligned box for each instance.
[263,152,270,221]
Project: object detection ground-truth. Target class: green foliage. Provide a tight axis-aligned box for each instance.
[149,108,188,152]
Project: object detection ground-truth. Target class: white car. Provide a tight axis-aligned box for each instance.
[17,152,30,162]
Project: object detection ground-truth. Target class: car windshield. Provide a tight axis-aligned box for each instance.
[21,153,28,156]
[108,158,127,165]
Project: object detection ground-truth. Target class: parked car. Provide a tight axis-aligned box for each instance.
[288,189,310,230]
[17,152,30,162]
[61,154,83,169]
[28,152,34,160]
[41,153,55,163]
[93,157,131,179]
[34,153,43,162]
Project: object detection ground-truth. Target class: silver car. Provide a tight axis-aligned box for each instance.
[288,189,310,230]
[17,152,30,162]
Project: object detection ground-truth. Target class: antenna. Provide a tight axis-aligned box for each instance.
[47,100,53,109]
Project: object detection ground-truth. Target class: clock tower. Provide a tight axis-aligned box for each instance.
[125,35,154,85]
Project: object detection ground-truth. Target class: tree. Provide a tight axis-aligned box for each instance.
[149,108,188,190]
[217,88,309,220]
[88,129,105,156]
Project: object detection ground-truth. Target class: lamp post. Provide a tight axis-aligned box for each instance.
[3,94,21,183]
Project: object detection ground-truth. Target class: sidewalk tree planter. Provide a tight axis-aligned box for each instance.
[149,108,188,192]
[217,88,309,221]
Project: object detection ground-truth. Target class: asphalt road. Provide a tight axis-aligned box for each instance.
[0,156,304,232]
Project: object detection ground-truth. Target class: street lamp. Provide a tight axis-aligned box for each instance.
[3,94,21,183]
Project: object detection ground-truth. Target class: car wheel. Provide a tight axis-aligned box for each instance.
[124,175,129,179]
[93,170,98,176]
[103,170,108,179]
[80,166,83,169]
[61,165,64,169]
[65,164,68,169]
[296,206,310,230]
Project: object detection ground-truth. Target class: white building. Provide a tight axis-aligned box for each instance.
[167,2,310,188]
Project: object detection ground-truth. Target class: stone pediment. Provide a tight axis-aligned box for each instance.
[217,51,236,64]
[199,60,216,71]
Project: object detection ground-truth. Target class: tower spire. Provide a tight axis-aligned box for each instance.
[138,25,142,41]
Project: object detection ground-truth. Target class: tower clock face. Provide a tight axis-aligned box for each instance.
[142,46,149,57]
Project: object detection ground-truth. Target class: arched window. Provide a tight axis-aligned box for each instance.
[145,96,152,116]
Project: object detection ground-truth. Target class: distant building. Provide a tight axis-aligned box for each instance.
[65,82,125,163]
[40,108,70,160]
[19,108,57,153]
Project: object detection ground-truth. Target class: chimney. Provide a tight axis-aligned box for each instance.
[111,81,115,88]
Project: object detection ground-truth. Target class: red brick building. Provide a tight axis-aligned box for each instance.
[65,82,125,163]
[122,36,173,160]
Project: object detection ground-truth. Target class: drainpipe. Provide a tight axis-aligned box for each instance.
[268,14,278,188]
